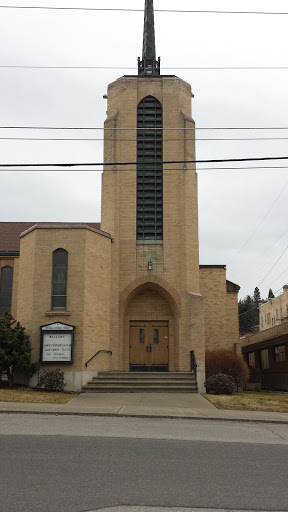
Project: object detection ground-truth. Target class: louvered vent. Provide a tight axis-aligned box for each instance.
[137,96,163,241]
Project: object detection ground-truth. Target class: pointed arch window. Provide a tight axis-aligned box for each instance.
[51,249,68,310]
[0,266,13,316]
[137,96,163,241]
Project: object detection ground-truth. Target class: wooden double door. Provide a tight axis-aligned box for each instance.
[130,321,169,371]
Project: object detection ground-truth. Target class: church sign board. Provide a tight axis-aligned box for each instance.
[40,322,74,364]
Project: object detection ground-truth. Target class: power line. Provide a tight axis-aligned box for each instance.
[227,179,288,265]
[0,164,288,173]
[2,65,288,70]
[1,126,288,131]
[258,242,288,287]
[1,165,288,172]
[0,6,287,15]
[1,156,288,169]
[2,136,288,142]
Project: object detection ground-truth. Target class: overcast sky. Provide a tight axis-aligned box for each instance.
[1,0,288,300]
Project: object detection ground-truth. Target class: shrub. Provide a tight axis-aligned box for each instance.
[205,349,249,389]
[205,373,236,395]
[38,369,65,392]
[0,312,38,386]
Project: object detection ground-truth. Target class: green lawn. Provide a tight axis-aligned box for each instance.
[0,388,77,404]
[204,392,288,413]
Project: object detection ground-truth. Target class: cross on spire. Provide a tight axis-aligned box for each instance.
[138,0,161,76]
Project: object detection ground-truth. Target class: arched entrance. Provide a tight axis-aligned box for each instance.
[122,281,180,372]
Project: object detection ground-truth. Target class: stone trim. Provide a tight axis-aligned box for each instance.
[20,224,112,240]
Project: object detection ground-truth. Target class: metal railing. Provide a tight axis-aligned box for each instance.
[190,350,197,382]
[85,350,112,368]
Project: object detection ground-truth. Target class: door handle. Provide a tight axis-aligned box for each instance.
[146,345,149,352]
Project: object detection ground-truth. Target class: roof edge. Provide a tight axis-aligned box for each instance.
[20,224,112,240]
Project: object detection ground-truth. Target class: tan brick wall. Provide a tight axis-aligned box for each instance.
[101,76,205,379]
[17,227,111,374]
[82,230,111,371]
[199,267,239,351]
[226,292,240,346]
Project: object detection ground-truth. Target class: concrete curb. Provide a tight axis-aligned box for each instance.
[0,409,288,424]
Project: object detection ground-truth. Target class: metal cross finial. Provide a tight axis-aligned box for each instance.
[138,0,160,76]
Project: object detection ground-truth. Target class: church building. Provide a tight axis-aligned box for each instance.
[0,1,240,393]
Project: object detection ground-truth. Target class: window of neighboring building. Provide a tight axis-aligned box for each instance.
[261,316,263,328]
[0,266,13,316]
[137,96,163,241]
[260,349,269,369]
[275,345,286,363]
[248,352,256,368]
[51,249,68,310]
[276,309,278,320]
[272,318,274,326]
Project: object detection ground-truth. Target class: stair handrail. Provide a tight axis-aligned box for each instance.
[190,350,197,382]
[85,350,112,368]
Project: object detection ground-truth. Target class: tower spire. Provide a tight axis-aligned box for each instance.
[138,0,160,76]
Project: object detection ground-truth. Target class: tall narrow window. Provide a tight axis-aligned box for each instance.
[0,266,13,316]
[137,96,163,241]
[51,249,68,310]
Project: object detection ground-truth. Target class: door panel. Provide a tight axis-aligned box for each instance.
[130,321,169,370]
[150,324,169,366]
[130,323,149,366]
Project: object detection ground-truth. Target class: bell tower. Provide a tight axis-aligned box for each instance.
[101,0,205,390]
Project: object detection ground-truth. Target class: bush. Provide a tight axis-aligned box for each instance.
[205,373,236,395]
[205,349,249,389]
[38,369,65,392]
[0,312,38,386]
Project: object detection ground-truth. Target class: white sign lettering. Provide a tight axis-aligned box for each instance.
[42,333,72,362]
[42,323,73,331]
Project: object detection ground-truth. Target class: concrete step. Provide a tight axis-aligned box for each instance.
[82,385,198,393]
[85,381,197,388]
[82,371,198,393]
[95,372,195,380]
[84,380,197,385]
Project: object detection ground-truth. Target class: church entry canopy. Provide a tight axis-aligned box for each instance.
[40,322,74,364]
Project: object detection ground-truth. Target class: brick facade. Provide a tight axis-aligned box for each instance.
[0,75,240,392]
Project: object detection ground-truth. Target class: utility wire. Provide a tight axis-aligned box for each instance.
[1,126,288,131]
[1,156,288,169]
[0,6,287,14]
[258,242,288,287]
[227,179,288,265]
[2,136,288,142]
[1,166,288,172]
[1,65,288,70]
[240,282,287,319]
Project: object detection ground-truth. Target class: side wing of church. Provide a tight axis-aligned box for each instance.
[0,1,240,393]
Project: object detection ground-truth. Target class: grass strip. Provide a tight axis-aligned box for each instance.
[0,389,77,404]
[204,392,288,413]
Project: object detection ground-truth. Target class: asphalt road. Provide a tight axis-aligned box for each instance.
[0,415,288,512]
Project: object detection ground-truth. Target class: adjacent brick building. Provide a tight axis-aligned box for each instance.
[241,284,288,391]
[0,1,240,392]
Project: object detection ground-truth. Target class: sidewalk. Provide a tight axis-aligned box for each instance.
[1,392,288,423]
